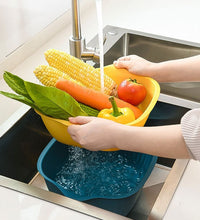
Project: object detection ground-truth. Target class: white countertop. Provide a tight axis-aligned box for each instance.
[1,0,200,219]
[164,159,200,220]
[0,186,97,220]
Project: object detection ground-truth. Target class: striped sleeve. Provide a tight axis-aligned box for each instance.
[181,108,200,161]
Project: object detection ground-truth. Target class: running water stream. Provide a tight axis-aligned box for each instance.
[54,0,144,198]
[95,0,104,93]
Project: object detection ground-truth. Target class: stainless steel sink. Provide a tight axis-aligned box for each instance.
[1,25,200,219]
[89,25,200,103]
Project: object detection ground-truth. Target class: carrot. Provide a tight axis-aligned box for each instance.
[55,79,143,119]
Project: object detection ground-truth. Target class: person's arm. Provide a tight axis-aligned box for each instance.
[113,55,200,82]
[115,123,190,158]
[68,116,190,159]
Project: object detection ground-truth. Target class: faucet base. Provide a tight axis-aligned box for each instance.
[69,36,100,63]
[69,36,84,59]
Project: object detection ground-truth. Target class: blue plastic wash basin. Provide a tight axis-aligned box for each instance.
[37,138,157,216]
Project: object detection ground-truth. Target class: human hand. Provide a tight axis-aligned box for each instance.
[68,116,120,151]
[113,55,155,77]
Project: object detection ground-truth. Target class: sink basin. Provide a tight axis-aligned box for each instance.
[89,25,200,103]
[0,25,199,219]
[0,109,52,183]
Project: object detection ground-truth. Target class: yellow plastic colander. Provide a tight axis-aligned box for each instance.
[36,64,160,151]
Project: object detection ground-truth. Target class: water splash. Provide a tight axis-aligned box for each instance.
[95,0,104,93]
[55,146,142,197]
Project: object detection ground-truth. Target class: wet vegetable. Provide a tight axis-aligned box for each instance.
[118,78,147,106]
[0,71,88,120]
[98,96,135,124]
[56,78,143,119]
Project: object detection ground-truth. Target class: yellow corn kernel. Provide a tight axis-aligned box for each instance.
[34,65,83,87]
[44,49,117,95]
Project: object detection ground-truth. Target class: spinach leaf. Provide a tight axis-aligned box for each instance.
[3,71,32,100]
[1,71,88,120]
[24,81,87,120]
[79,103,99,116]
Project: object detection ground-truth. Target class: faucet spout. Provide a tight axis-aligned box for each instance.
[69,0,100,63]
[71,0,81,41]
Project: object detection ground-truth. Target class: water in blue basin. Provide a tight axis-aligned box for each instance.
[55,146,145,198]
[37,139,157,201]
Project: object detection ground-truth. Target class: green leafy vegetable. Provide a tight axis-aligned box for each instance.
[24,81,87,119]
[0,71,88,120]
[3,71,32,100]
[79,103,99,117]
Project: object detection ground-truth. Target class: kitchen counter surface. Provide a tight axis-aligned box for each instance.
[1,0,200,219]
[164,160,200,220]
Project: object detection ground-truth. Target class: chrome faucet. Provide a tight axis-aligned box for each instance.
[69,0,99,63]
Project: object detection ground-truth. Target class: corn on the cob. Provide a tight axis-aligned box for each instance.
[34,65,83,87]
[44,49,117,95]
